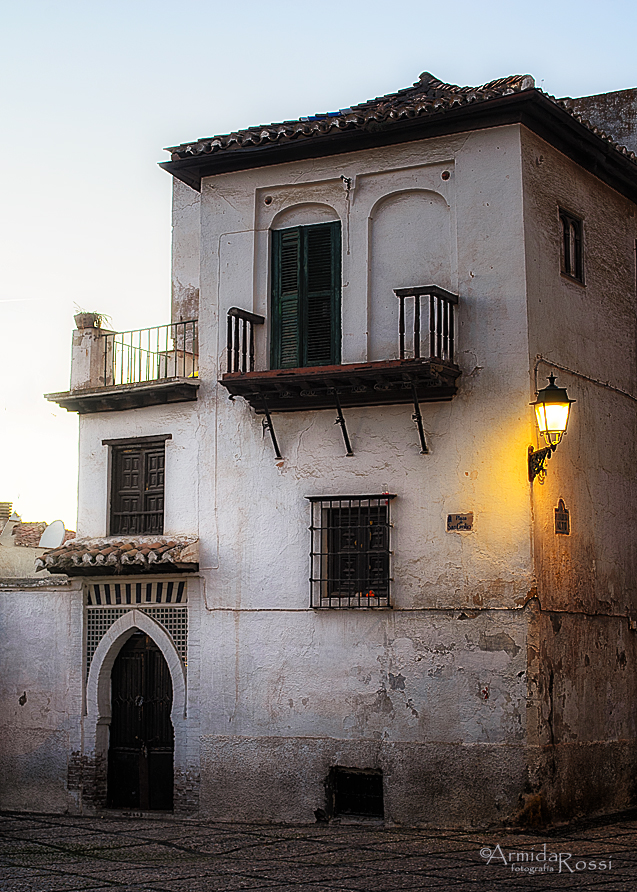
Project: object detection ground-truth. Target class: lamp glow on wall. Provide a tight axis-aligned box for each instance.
[528,375,574,483]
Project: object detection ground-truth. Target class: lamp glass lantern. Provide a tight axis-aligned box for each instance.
[532,375,574,448]
[528,374,574,483]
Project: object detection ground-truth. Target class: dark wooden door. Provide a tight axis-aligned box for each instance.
[107,632,174,810]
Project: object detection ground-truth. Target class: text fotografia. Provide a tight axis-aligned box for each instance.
[480,844,612,874]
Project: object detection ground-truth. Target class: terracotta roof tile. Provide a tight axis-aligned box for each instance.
[12,523,46,547]
[9,523,76,548]
[164,71,637,168]
[35,536,199,576]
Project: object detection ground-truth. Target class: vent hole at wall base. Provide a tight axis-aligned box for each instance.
[328,767,384,819]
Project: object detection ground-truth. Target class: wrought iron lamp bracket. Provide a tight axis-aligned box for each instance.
[528,444,554,484]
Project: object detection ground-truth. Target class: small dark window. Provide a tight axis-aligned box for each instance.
[307,495,395,608]
[559,209,584,283]
[270,222,341,369]
[328,768,384,818]
[110,442,165,535]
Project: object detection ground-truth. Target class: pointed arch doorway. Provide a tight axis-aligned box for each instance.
[107,631,174,810]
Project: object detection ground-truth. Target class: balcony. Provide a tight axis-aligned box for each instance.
[47,320,199,414]
[220,287,460,413]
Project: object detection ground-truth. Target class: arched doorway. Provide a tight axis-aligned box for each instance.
[107,631,174,810]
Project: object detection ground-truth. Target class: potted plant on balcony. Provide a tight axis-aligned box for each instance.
[73,308,111,330]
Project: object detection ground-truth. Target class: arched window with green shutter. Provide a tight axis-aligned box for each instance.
[270,221,341,369]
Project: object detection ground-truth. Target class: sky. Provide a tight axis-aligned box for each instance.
[1,0,636,530]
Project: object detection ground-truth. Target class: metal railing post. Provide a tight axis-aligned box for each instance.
[105,320,198,386]
[394,287,458,362]
[226,308,265,374]
[413,293,421,360]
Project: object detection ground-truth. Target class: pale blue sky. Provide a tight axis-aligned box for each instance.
[1,0,635,527]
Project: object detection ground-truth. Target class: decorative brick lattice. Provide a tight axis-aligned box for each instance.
[85,580,188,676]
[86,579,187,606]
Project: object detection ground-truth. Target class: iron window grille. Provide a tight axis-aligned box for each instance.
[559,209,584,283]
[307,494,395,608]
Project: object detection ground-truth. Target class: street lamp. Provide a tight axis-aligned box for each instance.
[528,375,574,483]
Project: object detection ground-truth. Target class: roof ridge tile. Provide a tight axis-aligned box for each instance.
[163,71,636,170]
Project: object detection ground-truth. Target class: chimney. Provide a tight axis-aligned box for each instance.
[0,502,12,533]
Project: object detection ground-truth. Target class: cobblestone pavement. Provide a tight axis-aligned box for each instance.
[2,810,637,892]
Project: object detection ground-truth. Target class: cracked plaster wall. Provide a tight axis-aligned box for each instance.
[0,581,83,812]
[201,126,535,610]
[184,126,537,825]
[196,606,530,825]
[63,123,637,826]
[522,129,637,822]
[14,122,637,825]
[171,178,200,324]
[69,126,539,825]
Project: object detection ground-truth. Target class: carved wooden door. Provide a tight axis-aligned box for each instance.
[107,632,174,810]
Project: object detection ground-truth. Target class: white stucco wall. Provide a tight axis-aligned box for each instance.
[522,127,637,617]
[79,128,536,606]
[77,403,203,543]
[0,543,49,577]
[171,178,200,324]
[9,109,637,826]
[0,579,83,812]
[194,125,534,611]
[69,125,539,825]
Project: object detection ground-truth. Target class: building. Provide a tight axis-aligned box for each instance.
[0,504,74,578]
[2,71,637,826]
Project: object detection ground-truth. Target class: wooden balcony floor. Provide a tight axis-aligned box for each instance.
[46,377,199,414]
[220,358,461,412]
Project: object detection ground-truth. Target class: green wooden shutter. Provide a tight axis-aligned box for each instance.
[304,222,340,366]
[271,222,340,369]
[271,228,301,369]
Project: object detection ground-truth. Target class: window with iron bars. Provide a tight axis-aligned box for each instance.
[307,495,395,608]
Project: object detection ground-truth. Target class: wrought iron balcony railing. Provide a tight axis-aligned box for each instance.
[394,286,457,363]
[226,307,265,374]
[219,287,460,457]
[104,320,198,387]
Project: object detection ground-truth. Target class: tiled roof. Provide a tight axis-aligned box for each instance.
[12,522,46,547]
[165,72,637,166]
[35,536,199,575]
[166,72,535,159]
[11,523,76,548]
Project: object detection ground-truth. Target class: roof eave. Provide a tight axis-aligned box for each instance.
[159,90,637,203]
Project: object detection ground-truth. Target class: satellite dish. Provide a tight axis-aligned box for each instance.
[38,520,66,548]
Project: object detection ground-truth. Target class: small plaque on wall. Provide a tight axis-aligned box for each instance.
[555,499,570,535]
[447,513,473,532]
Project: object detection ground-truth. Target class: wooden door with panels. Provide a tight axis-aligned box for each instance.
[107,632,174,810]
